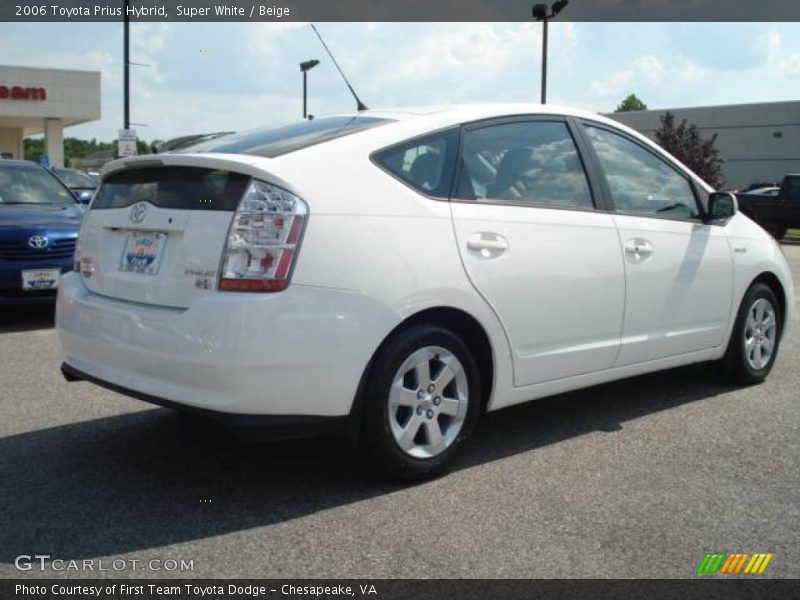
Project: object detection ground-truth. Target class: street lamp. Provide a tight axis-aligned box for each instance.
[300,59,320,119]
[532,0,569,104]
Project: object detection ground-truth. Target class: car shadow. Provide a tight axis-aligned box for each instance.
[0,363,734,562]
[0,302,55,334]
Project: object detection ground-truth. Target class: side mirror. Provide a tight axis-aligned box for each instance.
[75,191,94,205]
[707,192,737,220]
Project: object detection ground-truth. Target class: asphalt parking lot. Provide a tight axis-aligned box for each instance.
[1,245,799,580]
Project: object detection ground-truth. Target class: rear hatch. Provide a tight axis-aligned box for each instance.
[78,156,265,308]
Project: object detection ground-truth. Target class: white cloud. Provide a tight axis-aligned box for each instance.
[589,69,635,97]
[382,23,538,85]
[779,54,800,76]
[247,22,308,57]
[590,54,708,100]
[130,23,169,83]
[633,55,666,87]
[674,61,708,82]
[762,29,781,63]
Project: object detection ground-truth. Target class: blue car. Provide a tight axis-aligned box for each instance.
[0,160,83,304]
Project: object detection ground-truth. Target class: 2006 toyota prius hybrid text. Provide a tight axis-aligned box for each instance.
[56,105,794,479]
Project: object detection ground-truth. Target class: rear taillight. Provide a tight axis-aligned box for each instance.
[73,226,94,278]
[219,179,307,292]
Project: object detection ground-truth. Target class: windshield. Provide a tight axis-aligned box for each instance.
[55,168,97,189]
[0,164,75,206]
[179,116,393,158]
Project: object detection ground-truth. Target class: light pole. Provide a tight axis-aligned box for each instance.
[300,59,320,119]
[532,0,569,104]
[123,0,130,129]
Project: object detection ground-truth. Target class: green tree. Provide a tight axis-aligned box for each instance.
[615,93,648,113]
[23,136,152,164]
[24,138,44,162]
[655,111,723,189]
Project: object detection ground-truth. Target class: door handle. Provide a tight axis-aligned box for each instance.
[467,239,509,252]
[624,238,654,258]
[466,233,509,258]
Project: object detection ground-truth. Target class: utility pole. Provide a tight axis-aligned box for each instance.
[123,0,130,129]
[541,16,548,104]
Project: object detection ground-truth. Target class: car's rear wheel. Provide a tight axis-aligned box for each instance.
[721,282,782,384]
[361,325,481,480]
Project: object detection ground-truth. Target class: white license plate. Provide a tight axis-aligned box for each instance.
[120,231,167,275]
[22,269,61,291]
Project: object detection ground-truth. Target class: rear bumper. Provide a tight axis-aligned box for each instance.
[57,272,397,418]
[61,362,347,440]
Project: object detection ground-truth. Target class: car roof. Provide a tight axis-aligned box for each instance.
[331,103,621,126]
[0,159,43,168]
[314,103,642,149]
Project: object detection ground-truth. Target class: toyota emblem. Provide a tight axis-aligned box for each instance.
[129,202,147,223]
[28,235,49,249]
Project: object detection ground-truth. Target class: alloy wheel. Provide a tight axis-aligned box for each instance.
[387,346,469,459]
[744,297,777,370]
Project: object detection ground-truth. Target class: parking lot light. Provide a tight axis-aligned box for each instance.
[532,0,569,104]
[300,59,320,119]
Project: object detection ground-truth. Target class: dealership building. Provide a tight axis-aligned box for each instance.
[610,100,800,190]
[0,65,101,168]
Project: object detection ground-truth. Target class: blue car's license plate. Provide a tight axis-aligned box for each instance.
[22,268,61,291]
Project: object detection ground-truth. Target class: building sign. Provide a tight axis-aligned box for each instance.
[0,85,47,100]
[118,129,138,158]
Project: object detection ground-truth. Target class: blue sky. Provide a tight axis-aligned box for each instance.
[2,22,799,142]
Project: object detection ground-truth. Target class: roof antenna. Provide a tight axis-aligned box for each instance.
[310,23,369,112]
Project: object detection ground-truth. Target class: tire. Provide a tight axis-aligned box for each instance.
[361,324,481,481]
[771,227,787,241]
[721,282,782,384]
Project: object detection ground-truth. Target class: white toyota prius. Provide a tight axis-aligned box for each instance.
[57,104,793,479]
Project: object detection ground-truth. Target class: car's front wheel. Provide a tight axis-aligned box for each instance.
[770,227,787,241]
[721,282,782,384]
[361,325,481,480]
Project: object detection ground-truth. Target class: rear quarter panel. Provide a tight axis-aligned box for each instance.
[263,143,514,411]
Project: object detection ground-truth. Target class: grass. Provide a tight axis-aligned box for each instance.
[789,229,800,238]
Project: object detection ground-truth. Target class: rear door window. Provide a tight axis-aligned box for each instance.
[92,167,250,211]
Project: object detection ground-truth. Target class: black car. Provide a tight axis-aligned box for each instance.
[736,174,800,239]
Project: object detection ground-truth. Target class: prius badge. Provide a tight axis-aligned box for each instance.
[129,202,147,223]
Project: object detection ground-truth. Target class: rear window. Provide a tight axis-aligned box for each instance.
[92,167,250,211]
[177,116,392,158]
[55,169,96,189]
